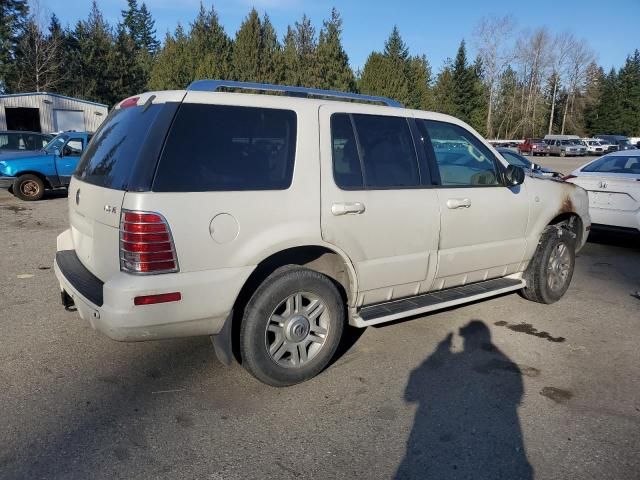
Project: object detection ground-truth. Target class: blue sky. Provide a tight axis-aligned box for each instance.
[43,0,639,72]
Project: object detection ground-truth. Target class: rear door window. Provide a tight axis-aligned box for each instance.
[75,103,166,190]
[352,114,420,188]
[331,114,364,189]
[153,104,297,192]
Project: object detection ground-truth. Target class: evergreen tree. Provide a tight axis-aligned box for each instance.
[407,54,433,109]
[107,23,143,102]
[432,60,456,115]
[358,27,411,105]
[138,3,159,55]
[594,68,622,134]
[293,14,318,87]
[618,49,640,135]
[0,0,29,91]
[316,8,355,92]
[232,8,261,82]
[282,26,299,86]
[148,25,192,89]
[190,3,232,80]
[451,40,474,121]
[469,55,488,134]
[583,64,605,135]
[259,14,283,84]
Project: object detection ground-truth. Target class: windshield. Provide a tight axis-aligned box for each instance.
[45,134,68,153]
[617,139,631,146]
[582,155,640,174]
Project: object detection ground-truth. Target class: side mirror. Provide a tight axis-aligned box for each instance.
[531,163,541,171]
[504,165,525,186]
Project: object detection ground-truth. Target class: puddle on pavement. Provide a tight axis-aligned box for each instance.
[540,386,573,404]
[494,321,565,343]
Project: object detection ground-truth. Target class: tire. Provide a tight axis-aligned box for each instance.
[240,266,345,386]
[520,225,576,304]
[13,174,45,201]
[560,150,566,157]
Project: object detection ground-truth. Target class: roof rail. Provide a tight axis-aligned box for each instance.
[187,80,403,108]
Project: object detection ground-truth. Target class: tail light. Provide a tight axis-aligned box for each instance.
[561,174,577,181]
[120,210,179,274]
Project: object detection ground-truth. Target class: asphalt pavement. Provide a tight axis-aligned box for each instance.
[0,170,638,480]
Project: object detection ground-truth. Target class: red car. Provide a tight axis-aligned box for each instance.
[518,138,549,157]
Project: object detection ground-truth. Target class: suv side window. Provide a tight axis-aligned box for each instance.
[418,120,500,187]
[353,114,420,188]
[330,113,420,190]
[154,104,296,192]
[331,114,364,189]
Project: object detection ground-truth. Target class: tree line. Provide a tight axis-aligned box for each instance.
[1,1,638,138]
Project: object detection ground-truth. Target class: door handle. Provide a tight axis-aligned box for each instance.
[331,202,366,216]
[446,198,471,209]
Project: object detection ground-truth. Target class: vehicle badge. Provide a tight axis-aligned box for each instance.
[599,181,607,189]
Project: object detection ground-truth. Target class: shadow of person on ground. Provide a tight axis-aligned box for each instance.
[395,320,533,480]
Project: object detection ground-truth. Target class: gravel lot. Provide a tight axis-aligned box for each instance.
[1,164,639,480]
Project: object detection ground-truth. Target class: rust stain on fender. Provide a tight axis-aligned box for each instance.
[560,195,574,213]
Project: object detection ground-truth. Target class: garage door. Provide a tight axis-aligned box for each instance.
[53,109,84,132]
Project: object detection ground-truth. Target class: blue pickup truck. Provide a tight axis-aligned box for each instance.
[0,131,92,201]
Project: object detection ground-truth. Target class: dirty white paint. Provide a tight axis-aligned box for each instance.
[0,92,108,133]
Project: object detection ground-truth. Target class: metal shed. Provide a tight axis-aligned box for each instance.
[0,92,108,134]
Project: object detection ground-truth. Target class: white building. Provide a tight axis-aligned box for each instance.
[0,92,108,134]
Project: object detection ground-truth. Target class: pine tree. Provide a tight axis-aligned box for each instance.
[583,64,605,136]
[595,68,622,134]
[138,3,159,55]
[469,55,488,134]
[316,8,355,92]
[259,14,283,84]
[407,55,433,109]
[452,40,474,121]
[293,14,318,87]
[190,3,231,80]
[358,27,411,105]
[0,0,29,92]
[618,50,640,135]
[148,24,192,89]
[433,60,456,115]
[76,1,114,105]
[107,23,143,102]
[282,26,299,86]
[232,8,261,82]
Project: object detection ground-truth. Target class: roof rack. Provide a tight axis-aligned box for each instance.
[187,80,403,108]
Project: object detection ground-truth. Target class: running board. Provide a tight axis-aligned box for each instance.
[351,277,525,327]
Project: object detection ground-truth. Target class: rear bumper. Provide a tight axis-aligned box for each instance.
[0,176,15,189]
[54,232,253,341]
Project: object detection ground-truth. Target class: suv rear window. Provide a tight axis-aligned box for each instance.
[75,104,165,190]
[153,104,297,192]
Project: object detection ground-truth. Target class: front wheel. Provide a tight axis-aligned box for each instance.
[521,225,575,304]
[240,266,345,386]
[13,174,45,201]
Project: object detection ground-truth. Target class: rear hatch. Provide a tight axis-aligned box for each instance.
[68,91,184,280]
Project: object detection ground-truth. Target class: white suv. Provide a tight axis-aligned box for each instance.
[54,81,590,386]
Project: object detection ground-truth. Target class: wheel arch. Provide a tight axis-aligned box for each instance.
[219,244,358,365]
[547,212,584,246]
[14,171,53,189]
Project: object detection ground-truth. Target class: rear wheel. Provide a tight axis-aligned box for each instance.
[13,174,44,201]
[521,225,575,304]
[240,266,345,386]
[560,150,566,157]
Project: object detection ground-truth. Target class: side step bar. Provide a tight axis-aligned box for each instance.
[351,277,525,327]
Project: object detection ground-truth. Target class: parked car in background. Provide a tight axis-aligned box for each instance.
[0,131,92,201]
[53,80,590,387]
[579,138,606,155]
[497,148,562,178]
[0,130,53,153]
[545,138,587,157]
[517,138,549,156]
[594,139,618,153]
[564,151,640,234]
[596,135,637,151]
